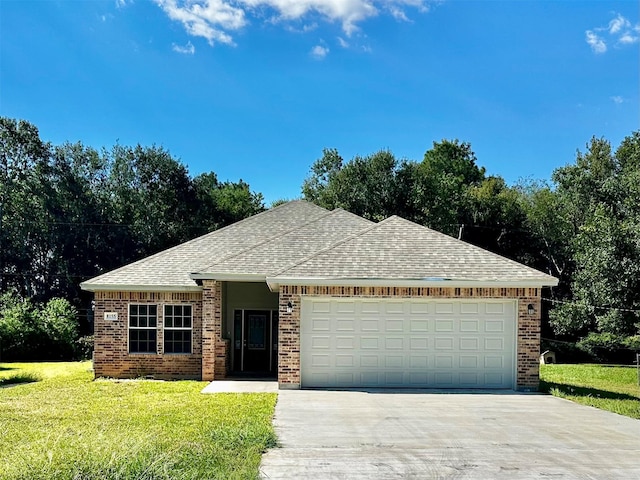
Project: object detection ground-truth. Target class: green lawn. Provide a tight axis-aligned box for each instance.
[0,362,277,480]
[540,364,640,419]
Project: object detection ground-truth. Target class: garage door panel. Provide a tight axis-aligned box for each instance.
[311,318,330,331]
[384,355,404,368]
[360,355,379,367]
[435,303,454,314]
[311,354,331,367]
[459,355,478,368]
[410,302,429,314]
[301,298,515,389]
[335,336,354,349]
[311,336,330,349]
[485,319,505,332]
[435,319,454,331]
[460,303,479,314]
[459,372,479,386]
[361,301,381,313]
[410,319,429,332]
[435,337,454,350]
[486,303,505,314]
[384,302,404,314]
[460,319,479,332]
[360,319,380,331]
[460,338,479,350]
[385,337,404,349]
[410,355,428,368]
[385,319,404,332]
[485,338,504,350]
[335,355,354,367]
[336,319,355,331]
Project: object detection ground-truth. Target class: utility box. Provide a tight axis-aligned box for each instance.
[540,350,557,365]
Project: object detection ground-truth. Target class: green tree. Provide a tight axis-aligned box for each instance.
[549,133,640,338]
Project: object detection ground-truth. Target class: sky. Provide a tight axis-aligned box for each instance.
[1,0,638,205]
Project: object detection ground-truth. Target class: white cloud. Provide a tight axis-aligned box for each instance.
[585,30,606,54]
[155,0,431,47]
[618,32,638,45]
[311,44,329,58]
[337,36,349,47]
[587,13,640,53]
[610,96,624,104]
[608,13,630,34]
[155,0,246,46]
[172,41,196,54]
[116,0,132,8]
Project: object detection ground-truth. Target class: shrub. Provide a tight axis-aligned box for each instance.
[576,332,638,363]
[0,291,80,361]
[39,297,79,359]
[76,335,95,360]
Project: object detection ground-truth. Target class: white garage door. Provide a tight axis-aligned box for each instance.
[301,298,516,389]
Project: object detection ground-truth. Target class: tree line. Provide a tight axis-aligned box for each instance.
[1,116,638,361]
[302,135,640,360]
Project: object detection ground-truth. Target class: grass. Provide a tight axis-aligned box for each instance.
[540,363,640,419]
[0,362,277,480]
[0,372,40,387]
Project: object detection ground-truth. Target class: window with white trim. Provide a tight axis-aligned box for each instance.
[129,304,157,353]
[164,304,192,354]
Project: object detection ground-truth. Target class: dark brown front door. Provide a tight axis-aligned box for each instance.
[233,310,278,375]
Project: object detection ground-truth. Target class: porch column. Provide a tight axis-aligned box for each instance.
[202,280,226,381]
[516,291,542,391]
[278,287,301,389]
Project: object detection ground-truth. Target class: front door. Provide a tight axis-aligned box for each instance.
[233,310,278,375]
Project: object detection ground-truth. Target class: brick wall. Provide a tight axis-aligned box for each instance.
[278,286,542,391]
[202,280,227,381]
[93,291,203,379]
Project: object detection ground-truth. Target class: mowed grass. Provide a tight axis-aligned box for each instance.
[540,364,640,419]
[0,362,277,480]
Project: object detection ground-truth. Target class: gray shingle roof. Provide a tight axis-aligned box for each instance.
[80,201,330,290]
[81,202,558,291]
[198,209,373,276]
[270,215,557,285]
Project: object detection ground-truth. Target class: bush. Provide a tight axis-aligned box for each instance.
[541,338,592,363]
[39,297,79,359]
[76,335,94,360]
[576,332,638,364]
[0,291,80,361]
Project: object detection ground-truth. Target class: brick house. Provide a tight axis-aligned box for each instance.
[81,201,558,390]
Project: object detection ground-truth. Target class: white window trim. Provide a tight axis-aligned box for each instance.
[127,303,159,355]
[163,304,193,355]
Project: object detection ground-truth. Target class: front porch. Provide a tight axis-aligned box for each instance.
[202,280,280,381]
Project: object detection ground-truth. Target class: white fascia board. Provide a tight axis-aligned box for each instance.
[80,282,203,293]
[266,277,559,291]
[189,273,267,282]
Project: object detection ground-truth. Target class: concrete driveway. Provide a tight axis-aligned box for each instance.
[260,390,640,479]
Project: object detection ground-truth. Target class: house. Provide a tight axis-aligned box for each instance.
[81,200,558,390]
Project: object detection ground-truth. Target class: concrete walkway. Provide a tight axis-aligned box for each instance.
[201,380,278,393]
[260,389,640,479]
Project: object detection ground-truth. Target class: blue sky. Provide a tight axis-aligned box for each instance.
[1,1,638,204]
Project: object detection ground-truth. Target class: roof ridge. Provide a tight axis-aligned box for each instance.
[196,207,346,273]
[84,200,328,283]
[271,215,394,277]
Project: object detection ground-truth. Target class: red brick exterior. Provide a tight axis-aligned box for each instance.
[92,284,542,390]
[278,286,542,391]
[93,291,203,379]
[202,280,227,381]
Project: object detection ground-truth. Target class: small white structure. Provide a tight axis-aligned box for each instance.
[540,350,556,364]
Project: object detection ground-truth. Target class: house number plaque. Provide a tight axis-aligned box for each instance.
[104,312,118,321]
